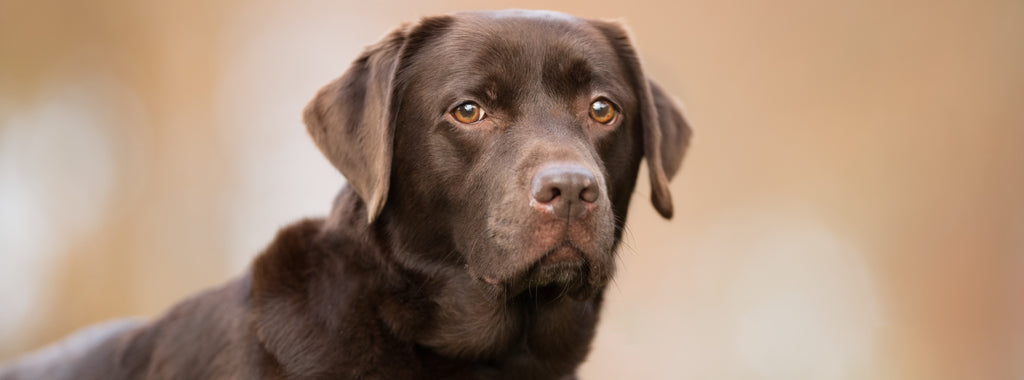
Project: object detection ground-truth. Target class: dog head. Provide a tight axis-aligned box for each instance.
[304,10,690,298]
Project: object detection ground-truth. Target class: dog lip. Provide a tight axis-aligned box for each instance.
[540,243,582,265]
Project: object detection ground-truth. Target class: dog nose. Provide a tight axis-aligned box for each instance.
[531,164,600,218]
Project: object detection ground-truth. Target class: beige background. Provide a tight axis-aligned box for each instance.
[1,0,1022,379]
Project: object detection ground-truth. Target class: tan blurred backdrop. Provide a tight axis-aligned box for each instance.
[1,0,1022,379]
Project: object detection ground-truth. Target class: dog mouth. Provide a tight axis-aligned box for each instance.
[470,200,617,300]
[531,242,586,284]
[540,243,583,265]
[479,240,594,299]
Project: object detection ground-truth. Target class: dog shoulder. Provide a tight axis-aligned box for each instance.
[251,218,332,297]
[248,211,406,377]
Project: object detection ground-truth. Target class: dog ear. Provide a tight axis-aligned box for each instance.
[648,80,692,190]
[304,29,405,223]
[591,20,692,219]
[304,18,451,223]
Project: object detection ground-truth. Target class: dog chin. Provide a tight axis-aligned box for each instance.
[501,245,605,300]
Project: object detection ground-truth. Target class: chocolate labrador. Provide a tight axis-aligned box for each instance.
[0,9,690,380]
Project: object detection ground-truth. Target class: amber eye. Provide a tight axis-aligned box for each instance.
[451,102,485,124]
[589,99,616,124]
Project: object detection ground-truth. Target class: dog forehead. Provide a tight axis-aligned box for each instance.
[442,12,609,61]
[404,13,630,110]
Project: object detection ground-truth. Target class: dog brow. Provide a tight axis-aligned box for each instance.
[542,56,593,101]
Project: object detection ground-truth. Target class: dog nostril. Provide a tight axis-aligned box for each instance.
[532,182,561,203]
[580,186,598,203]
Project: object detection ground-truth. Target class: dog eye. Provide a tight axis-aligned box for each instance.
[451,102,485,124]
[589,99,616,124]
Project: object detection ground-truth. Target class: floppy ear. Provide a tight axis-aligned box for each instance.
[303,26,408,224]
[648,80,691,186]
[591,20,692,219]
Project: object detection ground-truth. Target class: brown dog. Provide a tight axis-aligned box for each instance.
[0,9,690,380]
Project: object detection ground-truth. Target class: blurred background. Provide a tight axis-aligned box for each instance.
[1,0,1021,379]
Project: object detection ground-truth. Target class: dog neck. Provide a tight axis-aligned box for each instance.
[418,278,604,368]
[321,187,605,371]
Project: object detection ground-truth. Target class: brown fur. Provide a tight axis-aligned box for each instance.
[0,10,690,380]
